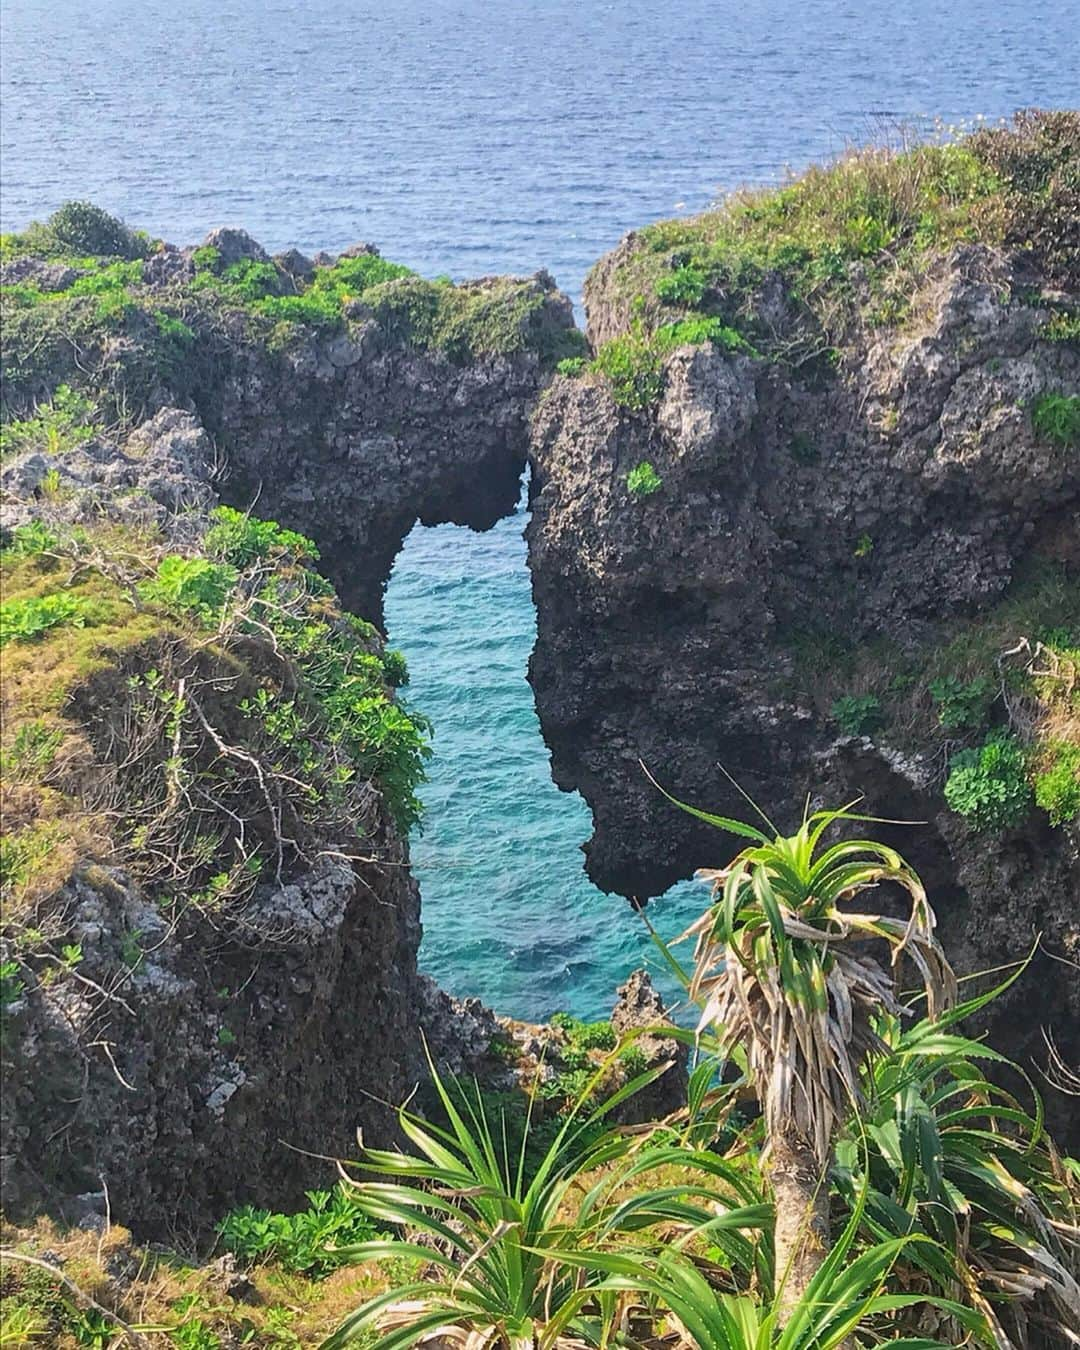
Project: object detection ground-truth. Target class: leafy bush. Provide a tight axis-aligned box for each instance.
[1,521,59,557]
[626,460,662,497]
[1,960,25,1009]
[0,592,90,646]
[944,729,1031,831]
[139,556,238,616]
[1031,392,1080,447]
[218,1186,380,1278]
[556,355,587,376]
[0,384,96,459]
[1033,742,1080,825]
[380,648,409,688]
[830,693,883,735]
[204,506,318,568]
[592,316,751,409]
[928,673,995,730]
[655,262,708,305]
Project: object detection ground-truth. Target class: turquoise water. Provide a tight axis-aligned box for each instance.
[2,0,1077,1020]
[385,487,706,1022]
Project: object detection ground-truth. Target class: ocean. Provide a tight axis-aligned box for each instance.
[2,0,1076,1021]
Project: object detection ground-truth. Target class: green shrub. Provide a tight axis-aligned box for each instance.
[655,263,709,305]
[1033,743,1080,825]
[831,693,883,736]
[944,730,1032,831]
[592,317,751,409]
[204,506,318,568]
[217,1186,379,1278]
[139,556,238,616]
[928,674,995,730]
[1,521,59,557]
[1031,392,1080,447]
[381,649,409,688]
[0,592,90,646]
[35,201,146,259]
[0,384,96,459]
[626,461,662,497]
[1,960,25,1009]
[556,356,587,376]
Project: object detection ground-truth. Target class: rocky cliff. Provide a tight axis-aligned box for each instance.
[527,112,1080,1139]
[0,220,578,1236]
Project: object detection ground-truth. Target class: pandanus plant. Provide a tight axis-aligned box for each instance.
[651,775,958,1320]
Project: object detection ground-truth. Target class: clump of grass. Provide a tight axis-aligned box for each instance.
[1031,392,1080,448]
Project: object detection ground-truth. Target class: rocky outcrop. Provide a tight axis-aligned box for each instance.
[527,241,1080,1139]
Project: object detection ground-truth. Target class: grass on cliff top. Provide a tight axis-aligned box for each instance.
[582,109,1078,398]
[0,509,429,962]
[1,206,583,396]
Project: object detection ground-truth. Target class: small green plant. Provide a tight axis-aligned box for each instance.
[0,384,96,460]
[626,460,662,498]
[788,432,819,465]
[1,720,64,778]
[853,532,874,558]
[59,943,83,969]
[1033,742,1080,825]
[139,556,238,616]
[944,729,1032,831]
[119,928,144,970]
[0,592,90,646]
[217,1025,237,1047]
[203,506,318,568]
[218,1185,380,1278]
[830,693,883,736]
[1,960,25,1009]
[655,262,708,305]
[1,521,59,557]
[555,356,587,376]
[380,649,409,688]
[1031,392,1080,447]
[170,1318,221,1350]
[928,673,995,730]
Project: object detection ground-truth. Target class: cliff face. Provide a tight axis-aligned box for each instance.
[527,117,1080,1138]
[0,227,577,1235]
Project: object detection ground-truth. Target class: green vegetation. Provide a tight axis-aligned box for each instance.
[591,316,750,409]
[1031,391,1080,447]
[587,111,1079,386]
[928,673,995,730]
[944,729,1032,831]
[0,385,96,460]
[0,592,91,646]
[0,508,429,945]
[626,459,662,497]
[1,201,148,261]
[1033,741,1080,825]
[218,1187,380,1278]
[830,692,883,735]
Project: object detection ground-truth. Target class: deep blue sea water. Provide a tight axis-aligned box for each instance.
[3,0,1077,1020]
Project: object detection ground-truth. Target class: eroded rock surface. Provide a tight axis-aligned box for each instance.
[528,242,1080,1138]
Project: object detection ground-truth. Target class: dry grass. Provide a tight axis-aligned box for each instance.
[0,1214,398,1347]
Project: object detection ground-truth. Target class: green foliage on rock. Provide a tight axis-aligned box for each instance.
[944,729,1032,831]
[0,591,91,647]
[626,460,662,497]
[591,110,1079,366]
[2,201,147,261]
[830,692,883,736]
[928,673,995,730]
[1031,391,1080,447]
[218,1186,380,1278]
[0,385,96,460]
[1033,741,1080,825]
